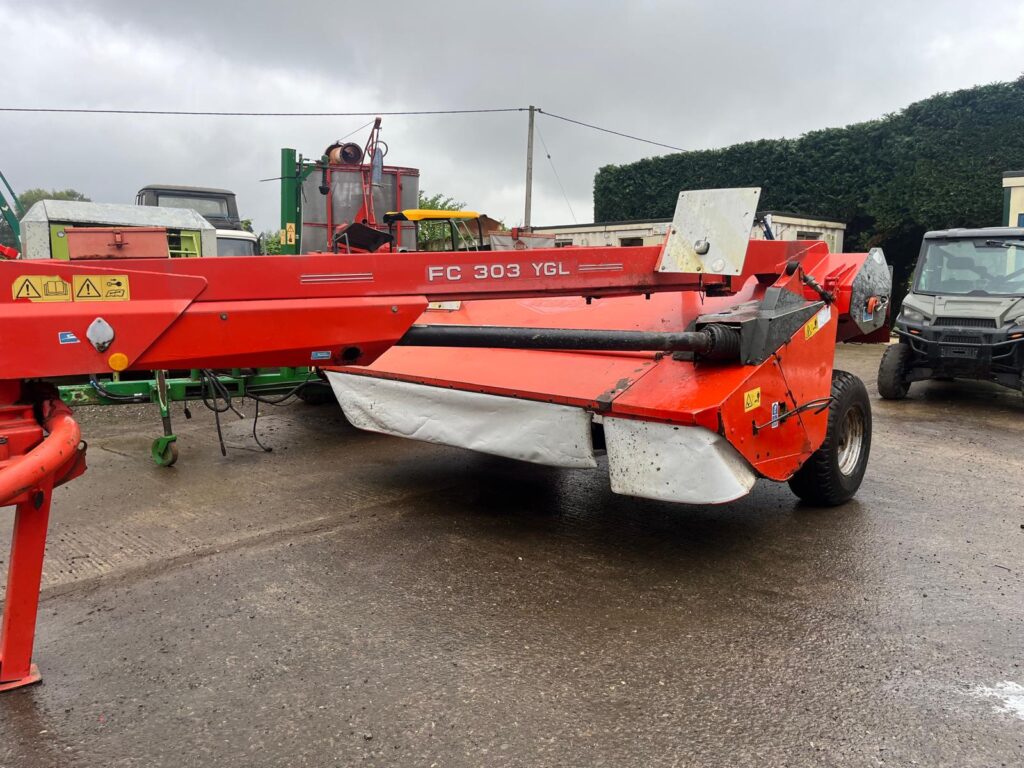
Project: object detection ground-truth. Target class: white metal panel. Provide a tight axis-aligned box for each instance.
[488,233,556,250]
[326,373,597,468]
[20,216,51,261]
[604,417,756,504]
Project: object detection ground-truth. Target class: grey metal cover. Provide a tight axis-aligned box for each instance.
[850,247,892,335]
[20,200,216,260]
[924,226,1024,240]
[656,187,760,276]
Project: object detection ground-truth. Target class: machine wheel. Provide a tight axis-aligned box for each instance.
[877,344,912,400]
[788,370,871,507]
[151,437,179,467]
[297,381,336,405]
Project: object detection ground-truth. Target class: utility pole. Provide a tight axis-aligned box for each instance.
[524,105,536,228]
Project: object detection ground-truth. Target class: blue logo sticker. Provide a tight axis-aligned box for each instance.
[771,401,781,428]
[310,350,331,361]
[58,331,80,345]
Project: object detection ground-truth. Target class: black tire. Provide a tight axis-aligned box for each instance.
[788,370,872,506]
[877,343,912,400]
[297,381,336,405]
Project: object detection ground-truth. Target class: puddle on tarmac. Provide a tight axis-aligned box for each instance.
[973,682,1024,720]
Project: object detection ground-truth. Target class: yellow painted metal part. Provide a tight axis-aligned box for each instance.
[384,209,480,222]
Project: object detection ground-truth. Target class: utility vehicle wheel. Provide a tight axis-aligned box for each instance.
[788,370,871,506]
[297,381,336,405]
[877,344,912,400]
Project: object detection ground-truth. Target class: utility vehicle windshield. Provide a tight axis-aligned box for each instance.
[915,238,1024,296]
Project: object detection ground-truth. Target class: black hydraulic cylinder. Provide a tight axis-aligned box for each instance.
[398,323,740,358]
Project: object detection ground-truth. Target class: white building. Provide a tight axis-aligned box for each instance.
[533,211,846,253]
[1002,171,1024,226]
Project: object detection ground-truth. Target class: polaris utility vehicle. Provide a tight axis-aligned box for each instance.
[878,227,1024,398]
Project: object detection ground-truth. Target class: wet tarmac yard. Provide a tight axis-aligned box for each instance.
[1,344,1022,767]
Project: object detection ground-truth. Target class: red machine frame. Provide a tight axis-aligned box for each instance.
[333,240,882,483]
[0,237,883,690]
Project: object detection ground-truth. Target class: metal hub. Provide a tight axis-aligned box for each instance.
[836,406,865,476]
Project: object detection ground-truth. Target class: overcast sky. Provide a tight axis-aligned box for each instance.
[3,1,1023,234]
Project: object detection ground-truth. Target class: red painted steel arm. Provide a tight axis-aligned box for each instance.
[0,399,82,506]
[0,242,846,380]
[0,247,708,379]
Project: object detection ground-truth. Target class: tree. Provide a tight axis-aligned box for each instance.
[259,229,283,255]
[593,77,1024,313]
[1,188,91,248]
[418,191,465,211]
[17,187,90,211]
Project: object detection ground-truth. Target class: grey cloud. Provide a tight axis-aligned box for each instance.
[4,0,1023,232]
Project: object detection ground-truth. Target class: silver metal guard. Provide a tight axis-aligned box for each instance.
[656,187,761,276]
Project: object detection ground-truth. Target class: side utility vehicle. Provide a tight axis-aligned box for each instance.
[878,227,1024,398]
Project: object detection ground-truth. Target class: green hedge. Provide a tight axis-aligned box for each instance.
[594,77,1024,285]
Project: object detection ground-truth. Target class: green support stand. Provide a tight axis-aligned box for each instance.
[150,370,178,467]
[59,368,315,467]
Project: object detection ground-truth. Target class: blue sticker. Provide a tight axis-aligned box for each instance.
[310,350,331,361]
[58,331,80,345]
[771,401,781,428]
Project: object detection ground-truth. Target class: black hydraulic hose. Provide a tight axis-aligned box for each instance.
[88,375,149,404]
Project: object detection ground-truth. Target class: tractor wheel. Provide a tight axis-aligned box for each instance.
[788,370,871,507]
[297,381,336,405]
[877,344,912,400]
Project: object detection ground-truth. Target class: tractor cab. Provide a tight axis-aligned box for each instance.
[136,185,242,231]
[383,209,486,252]
[330,209,485,254]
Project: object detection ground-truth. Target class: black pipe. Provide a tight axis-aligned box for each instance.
[398,324,740,358]
[88,375,149,404]
[318,161,329,196]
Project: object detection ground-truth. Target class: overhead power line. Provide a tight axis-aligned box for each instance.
[0,106,527,117]
[537,109,686,153]
[0,103,686,153]
[535,123,577,224]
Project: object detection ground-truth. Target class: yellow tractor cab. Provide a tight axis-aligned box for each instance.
[382,209,487,252]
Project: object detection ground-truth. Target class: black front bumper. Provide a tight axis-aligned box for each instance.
[895,321,1024,389]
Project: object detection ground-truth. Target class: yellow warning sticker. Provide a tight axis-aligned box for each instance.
[743,387,762,412]
[73,274,130,301]
[804,305,832,340]
[286,222,296,245]
[11,275,72,302]
[804,316,820,339]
